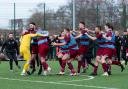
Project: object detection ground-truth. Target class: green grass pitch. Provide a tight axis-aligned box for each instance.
[0,61,127,89]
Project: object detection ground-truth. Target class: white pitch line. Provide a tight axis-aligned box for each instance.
[0,73,94,83]
[58,75,94,83]
[0,77,119,89]
[38,73,95,82]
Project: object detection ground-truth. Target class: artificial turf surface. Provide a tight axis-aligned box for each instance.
[0,61,127,89]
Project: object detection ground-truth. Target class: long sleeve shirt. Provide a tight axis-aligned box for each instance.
[1,39,19,54]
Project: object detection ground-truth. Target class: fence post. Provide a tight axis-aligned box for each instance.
[14,3,16,38]
[44,3,46,29]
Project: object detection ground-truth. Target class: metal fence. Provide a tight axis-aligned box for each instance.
[0,0,127,60]
[0,0,128,39]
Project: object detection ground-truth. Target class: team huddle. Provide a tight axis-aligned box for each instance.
[1,21,128,76]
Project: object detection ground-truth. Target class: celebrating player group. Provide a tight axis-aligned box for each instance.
[1,21,128,77]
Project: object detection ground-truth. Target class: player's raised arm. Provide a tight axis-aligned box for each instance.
[88,30,95,33]
[52,42,66,46]
[75,34,81,39]
[85,33,97,40]
[31,30,49,37]
[58,36,65,40]
[52,34,67,46]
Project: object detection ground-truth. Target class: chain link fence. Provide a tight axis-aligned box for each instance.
[0,0,128,59]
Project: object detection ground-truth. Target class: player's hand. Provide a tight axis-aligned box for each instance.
[51,42,56,46]
[52,35,57,38]
[103,34,106,38]
[85,28,89,32]
[101,31,105,34]
[0,53,4,56]
[121,46,123,51]
[85,32,88,35]
[86,29,90,32]
[126,53,128,57]
[17,55,22,58]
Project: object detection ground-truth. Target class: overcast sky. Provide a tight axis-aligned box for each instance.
[0,0,121,29]
[0,0,67,29]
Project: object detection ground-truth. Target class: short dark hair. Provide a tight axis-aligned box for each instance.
[79,21,85,26]
[64,28,70,32]
[96,25,102,31]
[105,23,113,30]
[8,33,14,38]
[29,22,36,26]
[8,32,13,35]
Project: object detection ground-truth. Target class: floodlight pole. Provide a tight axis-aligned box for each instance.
[96,0,99,25]
[14,3,16,38]
[73,0,75,31]
[44,3,46,29]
